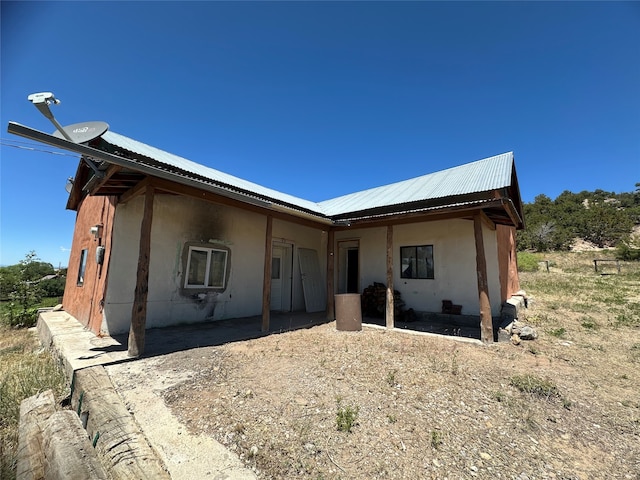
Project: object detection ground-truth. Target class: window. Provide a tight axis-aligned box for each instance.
[184,246,228,288]
[77,248,88,286]
[271,257,281,280]
[400,245,434,279]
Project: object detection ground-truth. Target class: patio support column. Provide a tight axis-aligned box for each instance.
[326,229,335,320]
[262,215,273,332]
[473,213,493,344]
[386,225,394,329]
[128,184,154,357]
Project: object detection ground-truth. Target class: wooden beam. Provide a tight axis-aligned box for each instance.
[86,164,122,195]
[331,200,505,231]
[326,229,335,320]
[140,176,330,231]
[385,225,394,329]
[262,215,273,332]
[17,390,56,479]
[117,176,150,205]
[479,210,496,231]
[71,366,170,479]
[128,185,154,357]
[473,213,493,344]
[42,410,109,480]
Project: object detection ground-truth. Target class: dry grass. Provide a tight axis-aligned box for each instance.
[0,326,68,479]
[162,252,640,479]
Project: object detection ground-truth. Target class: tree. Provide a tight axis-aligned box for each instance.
[577,204,633,248]
[5,251,44,327]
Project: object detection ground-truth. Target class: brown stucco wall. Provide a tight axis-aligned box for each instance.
[497,224,520,302]
[63,195,117,334]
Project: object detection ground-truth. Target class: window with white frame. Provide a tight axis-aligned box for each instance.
[184,246,228,289]
[77,248,88,286]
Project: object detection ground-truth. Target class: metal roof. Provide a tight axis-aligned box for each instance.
[317,152,514,216]
[101,131,323,214]
[6,120,521,227]
[100,131,515,220]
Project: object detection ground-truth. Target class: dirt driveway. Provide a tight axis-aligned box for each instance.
[106,317,639,480]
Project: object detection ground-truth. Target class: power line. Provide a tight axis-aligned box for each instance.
[0,140,80,158]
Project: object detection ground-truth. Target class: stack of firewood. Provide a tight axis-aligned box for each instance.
[361,282,406,319]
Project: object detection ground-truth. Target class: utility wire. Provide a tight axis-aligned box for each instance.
[0,139,80,158]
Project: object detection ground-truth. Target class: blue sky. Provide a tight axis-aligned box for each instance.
[1,1,639,267]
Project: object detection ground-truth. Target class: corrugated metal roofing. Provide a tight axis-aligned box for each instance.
[317,152,514,216]
[100,131,514,219]
[101,131,323,214]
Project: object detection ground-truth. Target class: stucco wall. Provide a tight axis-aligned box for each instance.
[334,218,502,317]
[63,195,117,332]
[103,194,326,335]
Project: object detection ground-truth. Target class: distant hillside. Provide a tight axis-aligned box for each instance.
[517,185,640,253]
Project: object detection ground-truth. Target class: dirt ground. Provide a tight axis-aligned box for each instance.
[125,253,640,479]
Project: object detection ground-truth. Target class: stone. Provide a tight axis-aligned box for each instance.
[498,328,511,343]
[520,326,538,340]
[480,452,492,461]
[511,334,521,346]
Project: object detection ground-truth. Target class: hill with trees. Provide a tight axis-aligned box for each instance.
[517,184,640,258]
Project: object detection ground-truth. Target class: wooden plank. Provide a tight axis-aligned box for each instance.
[473,213,493,344]
[42,410,108,480]
[16,390,56,480]
[128,185,154,357]
[326,229,335,320]
[71,366,170,479]
[85,164,122,196]
[118,176,151,205]
[386,225,394,329]
[479,210,496,231]
[262,215,273,332]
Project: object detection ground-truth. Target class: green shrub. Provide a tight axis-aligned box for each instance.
[517,252,542,272]
[509,374,559,399]
[336,402,359,433]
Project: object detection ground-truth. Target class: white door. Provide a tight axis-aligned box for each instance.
[298,248,326,313]
[271,247,283,311]
[271,243,293,312]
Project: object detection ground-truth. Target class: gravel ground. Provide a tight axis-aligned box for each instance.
[157,318,639,480]
[105,253,640,480]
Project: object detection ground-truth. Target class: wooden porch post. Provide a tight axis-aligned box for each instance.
[326,229,335,320]
[386,225,394,329]
[262,215,273,332]
[473,213,493,344]
[128,185,154,357]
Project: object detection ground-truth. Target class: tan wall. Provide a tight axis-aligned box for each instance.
[334,218,503,316]
[103,195,326,335]
[62,195,117,333]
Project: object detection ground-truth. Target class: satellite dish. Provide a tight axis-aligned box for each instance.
[52,121,109,144]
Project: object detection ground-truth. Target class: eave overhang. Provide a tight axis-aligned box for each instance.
[8,121,525,230]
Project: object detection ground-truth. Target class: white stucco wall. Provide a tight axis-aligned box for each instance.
[103,195,326,335]
[334,218,502,317]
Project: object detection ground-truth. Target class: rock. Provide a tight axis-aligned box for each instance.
[480,452,492,461]
[511,334,521,346]
[498,328,511,342]
[520,326,538,340]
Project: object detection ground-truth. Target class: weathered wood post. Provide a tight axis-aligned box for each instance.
[262,215,273,332]
[326,229,335,320]
[128,185,154,357]
[386,225,394,329]
[473,213,493,343]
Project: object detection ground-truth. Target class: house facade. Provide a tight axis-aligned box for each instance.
[8,121,524,350]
